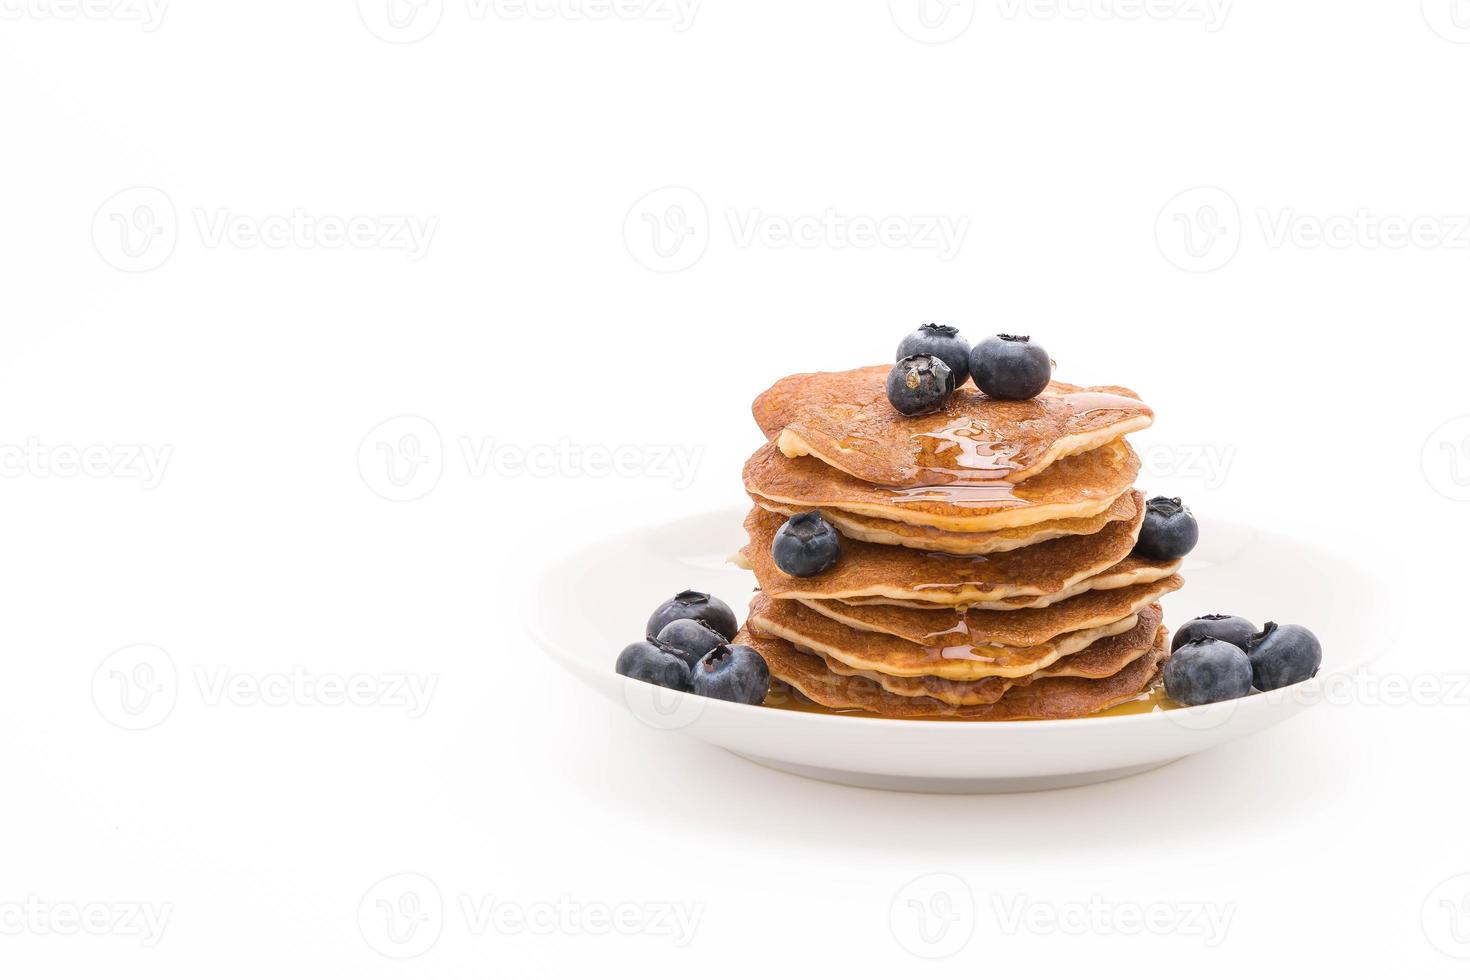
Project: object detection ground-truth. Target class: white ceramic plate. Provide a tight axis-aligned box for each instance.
[525,508,1378,793]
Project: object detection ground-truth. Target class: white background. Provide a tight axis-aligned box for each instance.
[3,1,1469,976]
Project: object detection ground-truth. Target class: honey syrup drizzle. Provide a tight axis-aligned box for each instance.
[762,682,1179,720]
[893,391,1148,496]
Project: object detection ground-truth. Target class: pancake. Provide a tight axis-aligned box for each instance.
[743,625,1170,721]
[743,438,1141,532]
[801,575,1183,647]
[807,607,1163,706]
[831,555,1182,610]
[750,488,1139,555]
[738,502,1144,606]
[753,366,1152,487]
[749,593,1159,682]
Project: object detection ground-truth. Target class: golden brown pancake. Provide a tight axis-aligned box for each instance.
[831,555,1182,610]
[800,575,1183,647]
[808,607,1163,706]
[743,438,1141,532]
[753,366,1152,487]
[748,593,1158,680]
[743,625,1170,721]
[738,502,1143,605]
[750,488,1139,555]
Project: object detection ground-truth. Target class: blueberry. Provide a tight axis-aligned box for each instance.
[886,354,954,417]
[655,618,727,668]
[1171,614,1257,652]
[1163,637,1253,706]
[647,590,738,642]
[690,644,770,705]
[896,324,970,388]
[772,511,842,578]
[615,639,691,690]
[968,334,1051,400]
[1133,496,1200,562]
[1246,622,1322,691]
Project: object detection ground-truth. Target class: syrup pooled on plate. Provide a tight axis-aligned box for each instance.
[762,681,1180,721]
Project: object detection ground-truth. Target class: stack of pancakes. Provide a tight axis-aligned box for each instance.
[733,365,1183,720]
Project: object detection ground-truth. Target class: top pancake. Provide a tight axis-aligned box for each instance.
[754,366,1152,488]
[743,438,1141,532]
